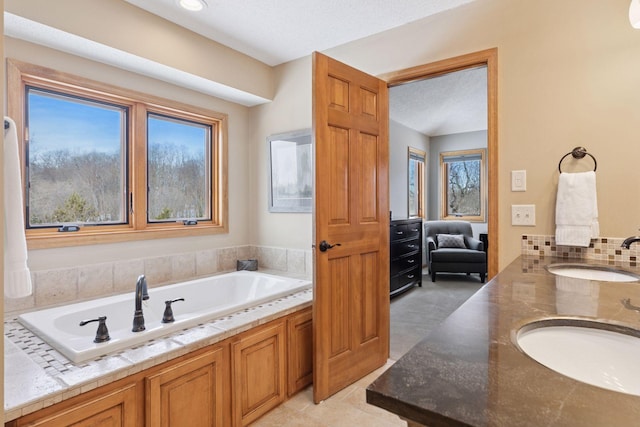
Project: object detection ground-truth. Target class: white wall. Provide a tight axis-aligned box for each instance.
[389,119,429,220]
[4,0,640,274]
[428,130,488,238]
[248,57,313,250]
[292,0,640,269]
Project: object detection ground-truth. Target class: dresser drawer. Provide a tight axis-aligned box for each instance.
[390,252,421,276]
[390,239,421,258]
[390,224,408,241]
[390,267,421,293]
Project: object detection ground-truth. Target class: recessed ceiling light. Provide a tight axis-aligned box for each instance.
[178,0,207,12]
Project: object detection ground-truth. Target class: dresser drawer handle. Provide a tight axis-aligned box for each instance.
[410,228,419,232]
[407,259,415,263]
[407,244,417,248]
[407,274,415,279]
[396,231,404,235]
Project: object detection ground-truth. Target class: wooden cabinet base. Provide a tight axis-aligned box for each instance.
[6,307,312,427]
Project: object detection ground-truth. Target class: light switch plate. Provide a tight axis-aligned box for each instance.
[512,204,535,226]
[512,170,526,192]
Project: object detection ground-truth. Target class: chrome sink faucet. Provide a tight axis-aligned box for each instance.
[621,236,640,249]
[132,274,149,332]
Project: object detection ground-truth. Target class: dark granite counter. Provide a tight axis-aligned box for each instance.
[367,256,640,426]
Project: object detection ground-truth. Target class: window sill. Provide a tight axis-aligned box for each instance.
[26,223,228,250]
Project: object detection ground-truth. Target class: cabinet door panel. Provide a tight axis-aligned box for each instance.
[232,322,286,426]
[15,385,137,427]
[146,346,227,427]
[287,308,313,396]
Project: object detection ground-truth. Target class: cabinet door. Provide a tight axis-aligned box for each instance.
[146,346,227,427]
[14,384,137,427]
[231,321,286,426]
[287,308,313,396]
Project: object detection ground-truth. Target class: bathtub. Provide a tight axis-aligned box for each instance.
[18,271,311,364]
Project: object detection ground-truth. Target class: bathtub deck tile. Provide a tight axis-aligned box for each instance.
[170,324,228,347]
[118,338,183,366]
[57,356,132,388]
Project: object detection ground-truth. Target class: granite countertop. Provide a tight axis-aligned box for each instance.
[367,256,640,426]
[4,283,312,422]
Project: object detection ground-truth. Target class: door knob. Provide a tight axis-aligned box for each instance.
[318,240,341,252]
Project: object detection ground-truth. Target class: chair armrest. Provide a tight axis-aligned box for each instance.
[465,236,484,251]
[426,236,437,254]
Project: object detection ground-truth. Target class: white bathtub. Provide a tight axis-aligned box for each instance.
[18,271,311,364]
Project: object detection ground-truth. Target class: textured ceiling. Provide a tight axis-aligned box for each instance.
[390,66,487,137]
[124,0,474,66]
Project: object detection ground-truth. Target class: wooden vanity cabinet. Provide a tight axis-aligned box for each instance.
[6,307,313,427]
[7,383,139,427]
[231,321,286,427]
[287,307,313,396]
[145,345,229,427]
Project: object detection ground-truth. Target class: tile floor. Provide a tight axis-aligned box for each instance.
[254,272,484,427]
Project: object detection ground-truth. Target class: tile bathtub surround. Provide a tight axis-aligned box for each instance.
[5,245,312,316]
[521,235,640,265]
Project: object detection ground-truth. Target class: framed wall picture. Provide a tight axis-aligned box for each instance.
[268,129,313,212]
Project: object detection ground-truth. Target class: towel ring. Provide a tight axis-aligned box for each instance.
[558,147,597,173]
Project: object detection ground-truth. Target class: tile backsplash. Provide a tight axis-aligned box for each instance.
[5,245,313,316]
[521,235,639,265]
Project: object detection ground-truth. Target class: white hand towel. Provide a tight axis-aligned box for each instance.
[555,171,599,247]
[4,117,33,298]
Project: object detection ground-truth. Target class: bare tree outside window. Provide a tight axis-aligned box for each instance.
[440,149,486,222]
[26,88,127,228]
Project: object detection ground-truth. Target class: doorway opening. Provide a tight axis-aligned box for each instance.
[384,48,498,279]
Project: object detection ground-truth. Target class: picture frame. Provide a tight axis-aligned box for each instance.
[267,129,313,213]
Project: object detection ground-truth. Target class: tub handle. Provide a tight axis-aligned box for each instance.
[162,298,185,323]
[79,316,111,343]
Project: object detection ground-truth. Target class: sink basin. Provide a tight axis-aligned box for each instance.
[546,263,639,282]
[516,319,640,396]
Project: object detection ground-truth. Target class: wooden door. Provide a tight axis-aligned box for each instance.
[312,52,390,403]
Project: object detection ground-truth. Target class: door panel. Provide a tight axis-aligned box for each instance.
[313,52,389,403]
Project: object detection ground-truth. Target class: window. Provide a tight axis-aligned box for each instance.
[440,149,486,222]
[8,59,227,248]
[26,88,128,227]
[147,113,211,222]
[407,147,425,218]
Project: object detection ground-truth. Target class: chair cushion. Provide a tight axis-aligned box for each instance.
[431,248,486,263]
[437,234,466,249]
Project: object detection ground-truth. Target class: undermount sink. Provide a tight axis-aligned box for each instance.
[515,319,640,396]
[546,263,639,282]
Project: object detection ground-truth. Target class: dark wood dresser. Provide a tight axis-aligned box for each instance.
[389,218,422,297]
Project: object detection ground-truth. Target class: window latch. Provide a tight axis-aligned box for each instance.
[58,225,80,232]
[183,220,198,226]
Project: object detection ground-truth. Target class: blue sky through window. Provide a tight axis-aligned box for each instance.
[28,90,124,156]
[147,114,207,159]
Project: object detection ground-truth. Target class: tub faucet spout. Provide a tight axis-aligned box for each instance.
[132,274,149,332]
[621,236,640,249]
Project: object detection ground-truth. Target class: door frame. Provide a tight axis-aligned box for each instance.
[380,48,498,278]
